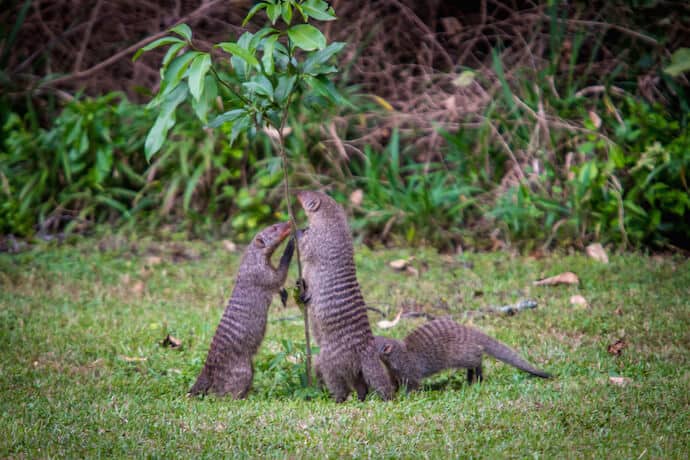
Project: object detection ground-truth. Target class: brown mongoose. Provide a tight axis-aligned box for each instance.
[296,190,394,402]
[375,317,551,391]
[188,221,294,398]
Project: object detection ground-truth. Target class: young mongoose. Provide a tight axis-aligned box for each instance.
[188,222,294,398]
[296,190,394,402]
[375,317,551,391]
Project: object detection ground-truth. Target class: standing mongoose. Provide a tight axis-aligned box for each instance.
[188,221,294,398]
[375,317,551,391]
[296,190,394,402]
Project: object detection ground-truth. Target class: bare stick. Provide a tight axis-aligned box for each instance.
[73,0,103,73]
[276,88,312,387]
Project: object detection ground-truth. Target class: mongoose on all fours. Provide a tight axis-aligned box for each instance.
[296,190,394,402]
[188,222,294,398]
[375,317,551,391]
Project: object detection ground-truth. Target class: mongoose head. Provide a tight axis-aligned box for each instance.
[239,221,293,285]
[374,336,408,382]
[252,221,293,257]
[295,191,347,224]
[295,190,351,265]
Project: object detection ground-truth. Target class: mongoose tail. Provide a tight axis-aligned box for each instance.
[188,221,294,398]
[477,332,552,379]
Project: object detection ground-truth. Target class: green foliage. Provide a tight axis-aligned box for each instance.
[257,339,323,399]
[0,93,152,235]
[348,129,481,248]
[0,93,287,239]
[138,0,343,160]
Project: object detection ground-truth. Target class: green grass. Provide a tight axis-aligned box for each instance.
[1,237,688,458]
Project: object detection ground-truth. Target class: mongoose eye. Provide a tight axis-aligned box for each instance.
[255,236,266,248]
[305,198,321,212]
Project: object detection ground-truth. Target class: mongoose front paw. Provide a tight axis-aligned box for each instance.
[295,278,310,305]
[279,288,288,308]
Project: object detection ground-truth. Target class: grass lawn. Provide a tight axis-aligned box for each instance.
[1,236,688,458]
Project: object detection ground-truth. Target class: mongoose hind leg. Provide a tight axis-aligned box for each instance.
[322,369,351,403]
[361,348,394,401]
[467,365,483,385]
[188,367,211,396]
[211,359,253,399]
[353,373,369,401]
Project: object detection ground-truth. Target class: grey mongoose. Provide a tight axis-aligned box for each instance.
[375,317,551,391]
[188,221,294,398]
[296,190,394,402]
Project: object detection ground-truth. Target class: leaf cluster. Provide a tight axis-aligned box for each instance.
[136,0,346,161]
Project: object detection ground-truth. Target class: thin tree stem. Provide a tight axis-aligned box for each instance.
[276,87,312,387]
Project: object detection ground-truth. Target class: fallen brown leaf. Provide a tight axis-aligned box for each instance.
[145,255,163,266]
[406,266,419,277]
[570,295,588,307]
[161,334,182,349]
[222,240,237,252]
[609,376,631,386]
[377,310,403,329]
[131,281,145,295]
[586,243,609,263]
[614,307,624,316]
[389,259,409,270]
[607,339,627,356]
[534,272,580,286]
[349,189,364,206]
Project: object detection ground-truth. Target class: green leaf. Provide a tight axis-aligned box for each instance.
[216,42,260,69]
[302,42,345,74]
[145,83,188,161]
[242,2,267,26]
[492,49,516,113]
[249,27,278,52]
[281,2,293,24]
[287,24,326,51]
[275,75,297,103]
[229,114,251,147]
[208,109,246,128]
[261,34,279,75]
[169,24,192,42]
[305,76,350,107]
[664,48,690,77]
[149,51,201,107]
[242,75,274,100]
[94,195,131,218]
[188,53,212,101]
[266,2,281,25]
[160,42,185,74]
[301,0,336,21]
[452,70,476,88]
[183,163,205,212]
[133,37,184,62]
[191,75,218,123]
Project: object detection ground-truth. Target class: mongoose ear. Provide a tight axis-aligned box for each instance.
[382,344,393,354]
[255,236,266,248]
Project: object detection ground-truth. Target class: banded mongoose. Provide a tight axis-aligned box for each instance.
[375,317,551,391]
[188,222,294,398]
[296,190,394,402]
